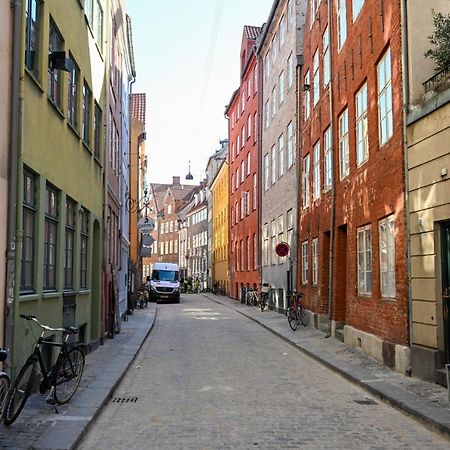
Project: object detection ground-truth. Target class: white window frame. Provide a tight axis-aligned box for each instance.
[379,215,396,298]
[313,141,321,200]
[353,0,365,20]
[339,108,349,179]
[323,26,330,86]
[280,15,286,47]
[271,145,277,185]
[272,87,277,117]
[312,238,319,285]
[377,47,393,145]
[357,224,372,295]
[247,114,251,139]
[254,112,258,143]
[287,52,294,89]
[241,160,245,183]
[304,71,310,120]
[302,154,310,208]
[278,133,284,178]
[264,153,269,191]
[265,100,270,128]
[302,241,309,284]
[253,174,257,210]
[247,152,251,176]
[313,49,320,105]
[324,127,332,191]
[279,70,285,105]
[337,0,347,51]
[356,82,369,166]
[287,122,294,168]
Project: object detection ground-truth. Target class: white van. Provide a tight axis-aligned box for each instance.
[149,262,180,303]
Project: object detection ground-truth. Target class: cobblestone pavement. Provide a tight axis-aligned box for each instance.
[78,294,450,450]
[0,305,155,450]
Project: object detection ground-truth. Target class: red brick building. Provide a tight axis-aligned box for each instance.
[298,0,408,370]
[226,26,262,300]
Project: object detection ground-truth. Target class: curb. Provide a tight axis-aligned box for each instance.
[203,293,450,440]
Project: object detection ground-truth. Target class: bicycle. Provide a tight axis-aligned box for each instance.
[287,291,309,330]
[2,314,85,426]
[0,349,10,416]
[246,288,268,312]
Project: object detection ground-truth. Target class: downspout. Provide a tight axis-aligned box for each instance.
[400,0,412,350]
[326,0,336,338]
[4,0,23,372]
[295,54,302,305]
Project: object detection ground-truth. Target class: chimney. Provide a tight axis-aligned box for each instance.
[173,176,180,186]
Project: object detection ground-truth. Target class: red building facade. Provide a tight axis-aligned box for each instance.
[226,26,262,300]
[298,0,408,358]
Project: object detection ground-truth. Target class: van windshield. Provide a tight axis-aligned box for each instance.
[152,270,179,282]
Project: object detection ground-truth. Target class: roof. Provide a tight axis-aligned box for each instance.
[131,93,146,124]
[244,25,262,40]
[150,183,171,211]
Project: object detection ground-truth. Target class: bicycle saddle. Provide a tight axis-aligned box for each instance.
[0,349,7,362]
[64,326,79,335]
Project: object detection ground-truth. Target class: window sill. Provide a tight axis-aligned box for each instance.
[94,155,102,168]
[43,291,60,299]
[19,292,39,302]
[380,296,396,302]
[25,68,44,93]
[67,122,81,139]
[82,140,93,154]
[48,97,65,119]
[78,289,91,296]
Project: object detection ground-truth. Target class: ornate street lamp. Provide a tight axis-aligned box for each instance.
[126,187,152,215]
[185,160,193,180]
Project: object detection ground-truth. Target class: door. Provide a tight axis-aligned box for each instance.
[442,222,450,363]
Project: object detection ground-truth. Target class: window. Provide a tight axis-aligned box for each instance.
[287,122,294,168]
[235,202,239,224]
[287,209,294,247]
[313,49,320,105]
[240,160,245,183]
[278,134,284,178]
[378,47,393,145]
[353,0,365,19]
[263,223,269,266]
[280,15,286,47]
[272,35,278,64]
[323,26,330,86]
[241,127,245,148]
[312,238,319,285]
[279,71,285,105]
[247,78,251,99]
[337,0,347,51]
[271,220,276,265]
[241,92,245,113]
[84,0,94,26]
[44,186,58,290]
[67,56,79,129]
[271,87,277,117]
[231,174,234,193]
[94,0,104,51]
[271,145,277,185]
[247,152,251,175]
[253,174,257,210]
[254,64,258,94]
[313,141,321,200]
[302,154,310,208]
[93,103,102,160]
[324,127,332,191]
[64,199,76,290]
[247,115,251,139]
[357,224,372,295]
[82,82,92,146]
[48,21,63,107]
[240,240,244,271]
[304,71,310,120]
[264,154,269,191]
[236,169,239,190]
[253,234,257,270]
[265,51,271,79]
[237,134,240,154]
[25,0,42,77]
[356,82,368,165]
[339,108,349,179]
[265,100,270,129]
[302,241,309,284]
[80,208,89,288]
[254,112,258,143]
[21,171,36,292]
[379,215,396,298]
[247,237,250,271]
[169,240,173,254]
[287,53,294,89]
[278,215,284,243]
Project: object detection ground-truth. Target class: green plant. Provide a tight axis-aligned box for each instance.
[425,10,450,72]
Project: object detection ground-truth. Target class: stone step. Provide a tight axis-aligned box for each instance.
[335,328,344,342]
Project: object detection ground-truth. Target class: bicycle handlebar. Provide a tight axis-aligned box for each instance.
[20,314,79,335]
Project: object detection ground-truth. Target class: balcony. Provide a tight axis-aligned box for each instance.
[423,63,450,93]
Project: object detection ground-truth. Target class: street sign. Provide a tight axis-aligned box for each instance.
[142,235,155,246]
[275,241,290,257]
[138,217,155,234]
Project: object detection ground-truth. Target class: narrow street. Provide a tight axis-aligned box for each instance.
[78,294,450,450]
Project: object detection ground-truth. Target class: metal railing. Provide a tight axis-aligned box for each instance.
[423,63,450,93]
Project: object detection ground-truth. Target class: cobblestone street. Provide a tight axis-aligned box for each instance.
[77,294,450,450]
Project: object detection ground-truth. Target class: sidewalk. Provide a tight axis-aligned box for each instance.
[0,304,157,450]
[203,293,450,440]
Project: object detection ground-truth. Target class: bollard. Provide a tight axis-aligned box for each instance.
[446,364,450,401]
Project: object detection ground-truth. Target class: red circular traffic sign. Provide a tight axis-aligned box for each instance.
[275,242,290,257]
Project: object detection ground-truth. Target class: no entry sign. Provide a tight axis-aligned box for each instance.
[275,241,290,257]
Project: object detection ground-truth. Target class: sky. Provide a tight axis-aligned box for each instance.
[127,0,274,185]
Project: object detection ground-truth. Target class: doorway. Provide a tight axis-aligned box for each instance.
[442,222,450,363]
[334,224,348,322]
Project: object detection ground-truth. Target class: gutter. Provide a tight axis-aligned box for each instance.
[400,0,413,350]
[4,0,23,371]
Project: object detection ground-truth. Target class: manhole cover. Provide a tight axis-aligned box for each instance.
[353,399,377,405]
[112,397,138,403]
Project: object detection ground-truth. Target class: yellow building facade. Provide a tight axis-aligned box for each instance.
[11,0,107,373]
[210,161,229,293]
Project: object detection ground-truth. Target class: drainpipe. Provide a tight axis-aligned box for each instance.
[400,0,412,351]
[4,0,23,372]
[326,0,336,338]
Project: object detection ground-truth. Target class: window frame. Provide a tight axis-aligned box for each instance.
[339,108,350,179]
[379,215,396,298]
[357,224,372,295]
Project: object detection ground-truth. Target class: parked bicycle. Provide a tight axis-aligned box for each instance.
[287,291,309,330]
[2,315,85,426]
[137,285,148,309]
[246,288,268,312]
[0,349,10,416]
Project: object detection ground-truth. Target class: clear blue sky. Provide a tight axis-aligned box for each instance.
[127,0,274,185]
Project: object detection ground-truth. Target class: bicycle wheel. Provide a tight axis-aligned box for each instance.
[3,357,37,426]
[0,373,10,416]
[299,305,309,327]
[53,346,85,405]
[287,307,298,331]
[260,296,266,312]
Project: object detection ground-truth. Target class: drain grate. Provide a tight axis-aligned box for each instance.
[354,398,377,405]
[112,397,138,403]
